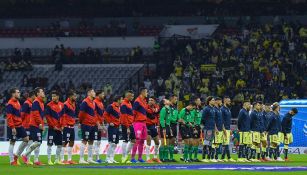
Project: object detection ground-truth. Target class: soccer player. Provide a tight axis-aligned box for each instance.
[22,87,45,166]
[21,90,36,165]
[104,95,122,163]
[201,96,216,163]
[267,102,282,161]
[190,97,202,162]
[93,90,105,163]
[131,87,149,163]
[120,90,135,163]
[60,90,78,164]
[249,101,263,162]
[78,88,101,164]
[260,103,272,161]
[45,91,64,165]
[221,96,235,162]
[178,101,195,162]
[159,99,171,162]
[212,97,223,162]
[237,100,251,162]
[167,94,179,162]
[281,108,298,161]
[145,96,161,163]
[6,88,29,165]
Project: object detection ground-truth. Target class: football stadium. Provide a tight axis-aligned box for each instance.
[0,0,307,175]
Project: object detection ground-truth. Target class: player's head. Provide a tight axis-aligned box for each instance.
[243,100,251,110]
[86,88,96,99]
[169,94,178,105]
[51,90,60,103]
[125,90,134,101]
[162,99,170,106]
[289,108,298,116]
[215,97,222,107]
[148,96,156,105]
[223,96,231,107]
[34,87,45,98]
[186,101,196,110]
[255,101,262,111]
[139,87,148,98]
[206,96,215,106]
[113,95,123,104]
[10,87,20,99]
[264,103,271,112]
[272,102,280,112]
[67,90,77,102]
[96,89,105,100]
[29,90,36,100]
[194,97,201,107]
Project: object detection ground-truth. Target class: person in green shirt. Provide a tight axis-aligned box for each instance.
[178,101,195,162]
[168,94,179,162]
[159,99,171,162]
[191,97,202,162]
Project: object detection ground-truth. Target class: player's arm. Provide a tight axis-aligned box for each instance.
[20,103,30,121]
[159,107,166,128]
[60,104,67,128]
[178,108,186,124]
[6,104,16,128]
[78,102,87,124]
[103,105,114,126]
[31,101,44,130]
[237,110,243,131]
[120,104,129,127]
[201,108,208,126]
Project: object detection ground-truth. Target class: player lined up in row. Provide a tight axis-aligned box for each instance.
[6,87,297,165]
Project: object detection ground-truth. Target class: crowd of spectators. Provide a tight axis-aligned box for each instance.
[146,21,307,111]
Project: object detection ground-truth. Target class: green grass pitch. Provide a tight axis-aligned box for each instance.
[0,154,306,175]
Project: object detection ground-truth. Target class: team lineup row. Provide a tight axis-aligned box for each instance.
[6,87,298,165]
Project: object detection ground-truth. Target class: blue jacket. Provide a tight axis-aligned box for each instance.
[202,105,216,130]
[214,107,223,131]
[263,111,273,132]
[250,110,263,132]
[237,108,250,132]
[267,112,281,135]
[281,113,293,134]
[221,106,231,130]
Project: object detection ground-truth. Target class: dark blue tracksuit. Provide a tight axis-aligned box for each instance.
[237,108,251,159]
[221,106,231,130]
[250,110,263,132]
[202,105,216,130]
[238,108,251,132]
[267,112,282,158]
[214,107,223,131]
[281,113,293,134]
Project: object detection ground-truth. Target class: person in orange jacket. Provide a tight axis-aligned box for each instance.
[22,87,46,166]
[45,90,64,165]
[60,90,78,164]
[104,95,122,163]
[120,90,135,163]
[21,90,36,164]
[6,88,29,166]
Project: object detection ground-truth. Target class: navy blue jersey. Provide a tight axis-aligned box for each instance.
[221,106,231,130]
[281,113,293,134]
[267,112,281,135]
[201,105,216,130]
[237,108,250,132]
[250,110,263,132]
[214,107,223,131]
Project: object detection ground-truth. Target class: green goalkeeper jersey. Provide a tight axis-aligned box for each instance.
[191,107,202,126]
[169,104,179,124]
[179,108,194,126]
[159,106,171,128]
